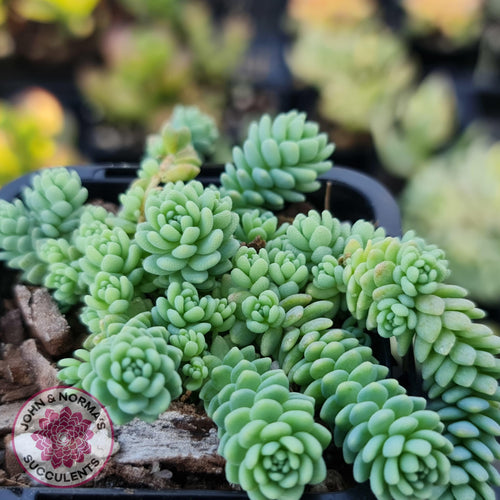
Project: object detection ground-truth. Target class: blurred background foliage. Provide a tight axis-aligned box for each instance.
[0,0,500,313]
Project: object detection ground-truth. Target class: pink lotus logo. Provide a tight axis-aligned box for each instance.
[32,407,94,469]
[12,387,114,487]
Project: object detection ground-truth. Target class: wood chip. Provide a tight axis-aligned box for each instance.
[114,404,224,474]
[14,285,71,356]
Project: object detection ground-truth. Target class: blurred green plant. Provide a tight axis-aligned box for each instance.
[0,87,81,187]
[401,0,485,50]
[474,0,500,86]
[372,73,458,178]
[287,21,417,133]
[78,25,191,126]
[400,128,500,305]
[11,0,100,36]
[78,2,251,130]
[0,0,13,57]
[119,0,181,22]
[181,1,251,85]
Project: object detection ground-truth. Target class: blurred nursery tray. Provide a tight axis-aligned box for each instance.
[0,164,401,499]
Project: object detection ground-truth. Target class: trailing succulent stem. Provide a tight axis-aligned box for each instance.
[0,107,498,500]
[220,110,334,210]
[280,327,453,500]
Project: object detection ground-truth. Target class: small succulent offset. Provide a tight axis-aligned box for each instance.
[0,107,499,500]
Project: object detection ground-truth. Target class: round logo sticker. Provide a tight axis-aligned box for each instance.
[12,386,114,487]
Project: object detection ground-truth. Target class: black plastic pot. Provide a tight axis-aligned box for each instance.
[0,164,402,500]
[0,164,401,237]
[2,482,376,500]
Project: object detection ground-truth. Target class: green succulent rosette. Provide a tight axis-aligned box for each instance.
[168,328,206,361]
[200,347,331,500]
[234,209,286,244]
[221,110,334,210]
[229,246,274,297]
[135,180,239,288]
[268,248,309,297]
[36,238,83,308]
[79,226,146,288]
[80,296,153,342]
[58,320,182,425]
[182,355,210,391]
[23,167,88,238]
[73,204,114,253]
[0,199,39,281]
[151,280,235,336]
[44,262,84,308]
[285,210,351,267]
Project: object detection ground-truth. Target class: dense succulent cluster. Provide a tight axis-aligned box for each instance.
[0,107,498,500]
[284,328,453,499]
[317,227,500,499]
[200,346,332,500]
[0,167,88,284]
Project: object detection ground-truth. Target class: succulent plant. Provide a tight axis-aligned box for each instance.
[0,88,81,187]
[135,179,239,288]
[167,104,219,160]
[1,107,499,500]
[58,314,183,424]
[0,167,87,284]
[283,328,453,500]
[314,224,500,499]
[234,209,285,244]
[287,22,417,132]
[152,280,235,336]
[220,111,334,210]
[372,73,458,178]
